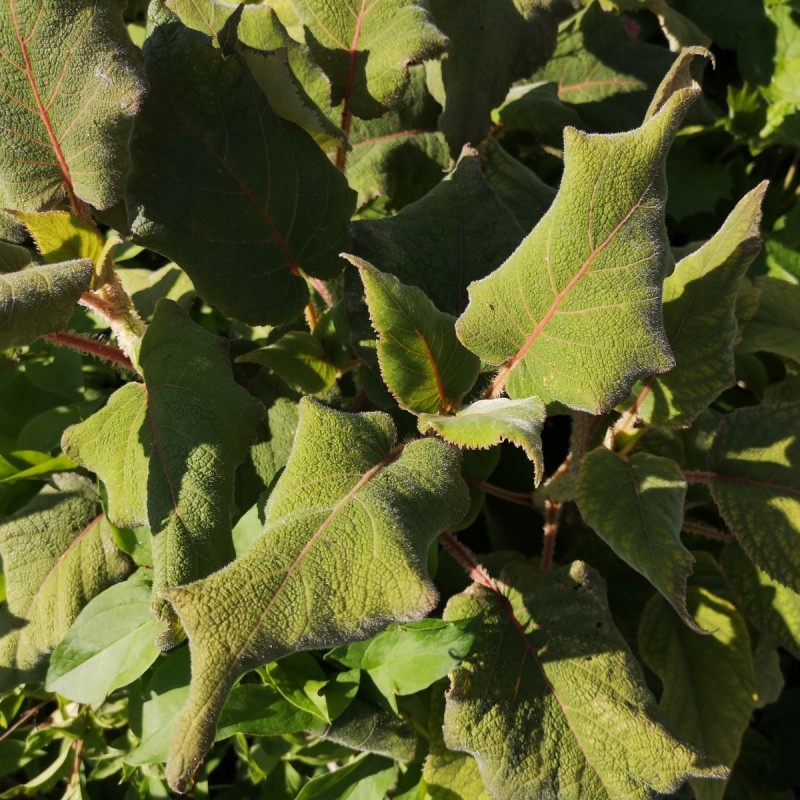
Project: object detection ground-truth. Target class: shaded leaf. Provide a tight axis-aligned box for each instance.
[12,211,105,267]
[116,262,195,320]
[295,753,396,800]
[0,241,32,273]
[738,277,800,364]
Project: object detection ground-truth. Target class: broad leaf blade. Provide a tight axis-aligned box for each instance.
[12,212,105,267]
[161,398,469,791]
[738,277,800,364]
[443,560,726,799]
[0,0,145,211]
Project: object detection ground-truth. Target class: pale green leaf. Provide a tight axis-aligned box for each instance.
[62,300,263,644]
[738,277,800,364]
[0,260,93,350]
[348,256,479,414]
[456,51,705,412]
[707,403,800,590]
[128,15,355,325]
[443,560,726,799]
[417,397,546,484]
[0,0,145,211]
[160,398,469,791]
[0,475,131,690]
[295,753,396,800]
[12,211,105,267]
[116,263,196,321]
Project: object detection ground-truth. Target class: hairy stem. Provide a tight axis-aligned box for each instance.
[467,479,534,507]
[43,332,134,371]
[541,499,562,571]
[439,531,498,591]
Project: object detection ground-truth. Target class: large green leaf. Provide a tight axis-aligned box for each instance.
[0,260,93,351]
[62,300,263,644]
[738,277,800,365]
[0,475,132,691]
[348,256,480,414]
[624,183,766,427]
[0,0,145,212]
[128,15,355,325]
[707,403,800,590]
[456,50,704,412]
[428,0,581,154]
[0,241,32,273]
[160,398,468,791]
[443,560,726,799]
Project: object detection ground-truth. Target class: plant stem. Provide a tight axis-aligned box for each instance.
[44,332,134,371]
[466,478,534,507]
[0,701,49,743]
[541,499,561,571]
[439,531,498,591]
[681,520,734,543]
[305,274,334,308]
[69,738,84,787]
[683,470,715,484]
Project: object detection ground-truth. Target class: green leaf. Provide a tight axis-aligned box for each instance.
[160,398,469,791]
[0,241,32,273]
[62,300,263,644]
[639,581,757,800]
[12,212,105,268]
[624,183,766,427]
[116,263,195,321]
[45,573,164,706]
[0,260,93,350]
[577,449,698,629]
[722,543,800,658]
[738,277,800,364]
[0,0,145,212]
[417,397,546,484]
[290,0,449,119]
[128,16,355,325]
[456,50,705,412]
[348,256,480,414]
[428,0,581,154]
[443,560,726,799]
[707,403,800,590]
[295,753,396,800]
[0,475,131,690]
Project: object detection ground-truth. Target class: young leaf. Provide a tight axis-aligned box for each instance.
[706,403,800,590]
[161,398,469,791]
[348,256,480,414]
[128,16,355,325]
[738,277,800,364]
[0,0,145,212]
[417,397,546,484]
[0,261,93,351]
[62,300,263,644]
[12,212,105,267]
[443,560,726,799]
[0,475,132,690]
[577,449,698,629]
[456,50,705,411]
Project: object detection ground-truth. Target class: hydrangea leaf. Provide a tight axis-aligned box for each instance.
[456,50,706,412]
[577,449,698,630]
[624,183,766,427]
[62,300,264,645]
[290,0,449,119]
[128,16,355,325]
[12,211,105,267]
[0,475,132,691]
[443,560,726,800]
[428,0,581,154]
[707,403,800,590]
[161,398,469,791]
[0,0,145,212]
[0,260,93,351]
[639,581,757,800]
[417,397,546,484]
[738,277,800,364]
[347,256,480,414]
[350,148,529,317]
[721,544,800,659]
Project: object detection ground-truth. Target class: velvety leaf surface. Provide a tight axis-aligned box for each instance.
[417,397,546,484]
[0,0,145,211]
[62,300,263,642]
[0,241,31,272]
[161,398,469,791]
[456,51,703,412]
[128,16,355,325]
[625,183,766,427]
[428,0,581,154]
[443,560,726,800]
[0,475,131,691]
[0,260,93,350]
[349,256,480,414]
[738,277,800,364]
[707,403,800,590]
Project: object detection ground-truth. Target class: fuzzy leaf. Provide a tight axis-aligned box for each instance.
[456,51,705,412]
[161,398,469,791]
[577,449,697,629]
[707,403,800,590]
[12,211,105,267]
[0,0,145,211]
[0,260,93,350]
[348,256,480,414]
[417,397,546,484]
[62,300,263,644]
[128,17,355,325]
[0,475,131,690]
[738,277,800,364]
[290,0,449,119]
[443,560,726,799]
[0,241,31,273]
